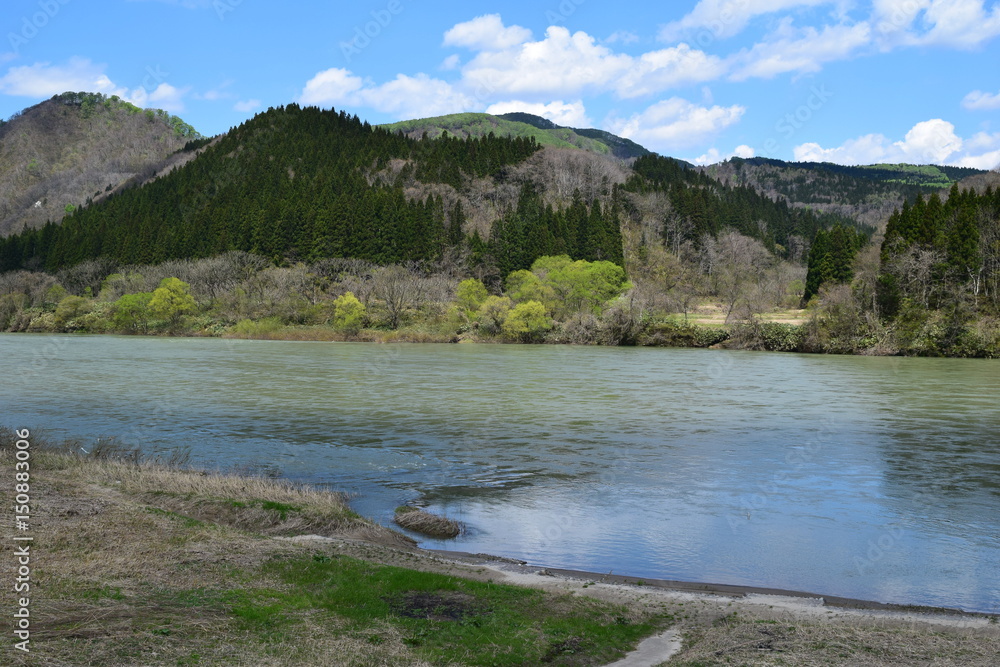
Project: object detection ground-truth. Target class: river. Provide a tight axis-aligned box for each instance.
[4,334,999,613]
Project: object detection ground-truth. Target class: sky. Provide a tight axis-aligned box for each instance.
[1,0,999,168]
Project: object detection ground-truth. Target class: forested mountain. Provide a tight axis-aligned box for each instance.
[708,157,987,229]
[0,103,864,279]
[0,92,202,237]
[381,113,625,157]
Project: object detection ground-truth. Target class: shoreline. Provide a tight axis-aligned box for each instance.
[426,547,998,622]
[5,328,1000,360]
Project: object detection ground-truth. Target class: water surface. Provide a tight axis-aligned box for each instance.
[4,334,998,613]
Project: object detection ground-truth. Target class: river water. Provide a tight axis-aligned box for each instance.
[4,334,999,613]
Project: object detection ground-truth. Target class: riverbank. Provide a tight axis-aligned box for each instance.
[3,430,997,666]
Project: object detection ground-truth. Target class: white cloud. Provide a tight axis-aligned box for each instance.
[461,25,725,100]
[963,88,1000,110]
[485,100,590,127]
[606,98,746,152]
[873,0,1000,47]
[298,68,476,119]
[793,119,1000,168]
[605,31,640,45]
[443,14,533,51]
[439,54,461,71]
[234,99,261,113]
[659,0,835,42]
[130,82,188,112]
[0,57,190,112]
[729,19,872,80]
[0,57,123,98]
[693,144,756,165]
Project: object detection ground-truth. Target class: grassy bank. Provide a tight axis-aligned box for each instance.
[3,429,998,666]
[1,430,670,666]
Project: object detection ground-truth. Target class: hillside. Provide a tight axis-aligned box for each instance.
[381,112,616,156]
[0,92,202,237]
[0,104,859,277]
[707,157,988,229]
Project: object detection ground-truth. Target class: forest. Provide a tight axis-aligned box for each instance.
[0,103,997,357]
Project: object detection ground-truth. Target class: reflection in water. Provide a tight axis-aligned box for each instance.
[3,335,999,612]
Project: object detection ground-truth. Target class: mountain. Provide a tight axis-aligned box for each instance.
[0,104,857,277]
[706,157,989,229]
[495,113,653,160]
[381,112,654,160]
[380,112,614,155]
[0,92,203,237]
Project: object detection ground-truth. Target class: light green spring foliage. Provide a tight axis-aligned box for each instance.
[54,295,90,328]
[477,295,513,335]
[112,292,153,332]
[332,292,365,332]
[148,277,196,323]
[502,300,551,340]
[455,278,488,313]
[520,255,631,317]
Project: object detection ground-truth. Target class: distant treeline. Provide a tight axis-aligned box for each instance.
[627,154,864,254]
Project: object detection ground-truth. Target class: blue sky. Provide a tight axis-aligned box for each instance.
[2,0,999,167]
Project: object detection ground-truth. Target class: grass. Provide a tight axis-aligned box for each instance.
[394,506,464,539]
[0,429,669,666]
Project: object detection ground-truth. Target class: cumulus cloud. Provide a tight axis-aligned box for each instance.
[693,144,756,165]
[659,0,835,42]
[0,57,188,111]
[793,119,1000,168]
[461,25,725,100]
[963,88,1000,110]
[0,57,123,98]
[485,100,590,127]
[729,19,871,80]
[606,98,746,152]
[130,82,188,112]
[873,0,1000,47]
[298,68,476,119]
[443,14,532,51]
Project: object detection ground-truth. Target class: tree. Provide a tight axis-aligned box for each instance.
[332,291,365,333]
[148,277,196,325]
[455,278,488,313]
[477,295,513,335]
[502,300,551,341]
[112,292,153,333]
[372,265,422,329]
[54,295,90,329]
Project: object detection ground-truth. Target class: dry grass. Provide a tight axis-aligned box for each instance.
[670,611,1000,666]
[393,506,464,539]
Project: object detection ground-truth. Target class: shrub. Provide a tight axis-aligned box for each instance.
[230,317,283,339]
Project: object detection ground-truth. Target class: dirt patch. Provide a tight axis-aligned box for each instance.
[387,591,486,622]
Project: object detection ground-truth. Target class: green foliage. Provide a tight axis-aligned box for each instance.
[534,256,632,316]
[54,295,90,329]
[230,317,283,338]
[112,292,153,333]
[455,278,488,313]
[803,224,867,301]
[477,295,513,335]
[148,277,196,324]
[502,300,551,341]
[332,292,365,333]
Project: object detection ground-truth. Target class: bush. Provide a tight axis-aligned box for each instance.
[230,317,284,339]
[729,321,803,352]
[54,295,92,330]
[502,300,551,341]
[332,292,365,333]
